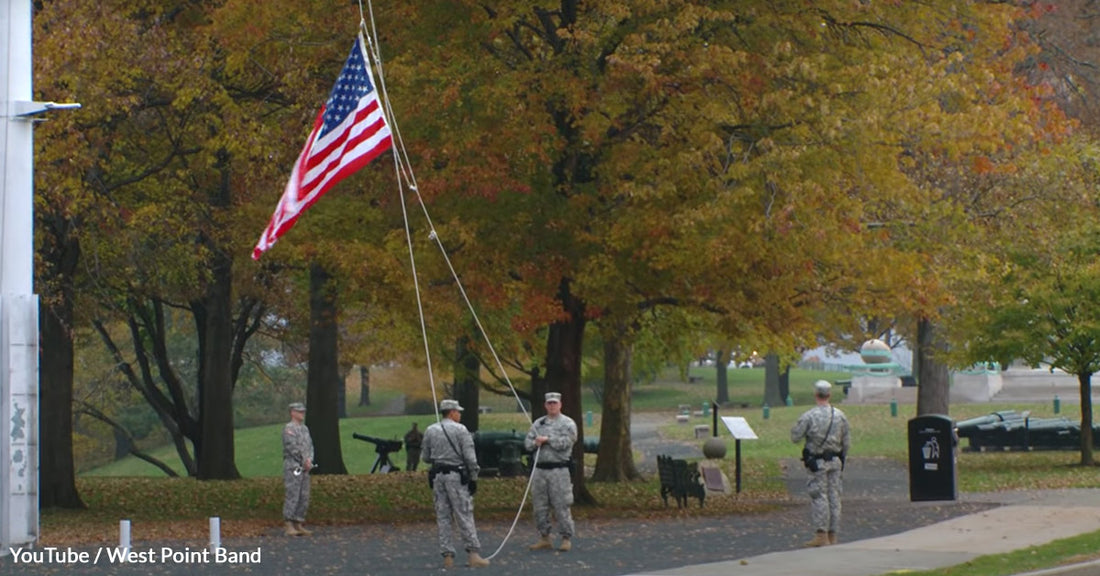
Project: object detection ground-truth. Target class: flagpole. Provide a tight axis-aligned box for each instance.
[0,0,40,553]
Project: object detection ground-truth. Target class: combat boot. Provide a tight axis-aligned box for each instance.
[804,530,829,547]
[284,521,302,536]
[294,521,312,535]
[467,551,490,567]
[558,537,571,552]
[828,531,838,545]
[442,555,454,569]
[528,535,553,550]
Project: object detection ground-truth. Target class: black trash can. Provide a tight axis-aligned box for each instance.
[908,414,957,502]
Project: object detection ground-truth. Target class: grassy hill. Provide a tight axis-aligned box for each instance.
[82,365,842,477]
[83,413,531,477]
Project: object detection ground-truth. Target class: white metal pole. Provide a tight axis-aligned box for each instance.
[208,517,221,553]
[119,519,131,556]
[0,0,40,553]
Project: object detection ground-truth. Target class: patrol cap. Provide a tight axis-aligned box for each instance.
[289,402,306,412]
[440,399,464,412]
[545,392,562,403]
[813,380,832,395]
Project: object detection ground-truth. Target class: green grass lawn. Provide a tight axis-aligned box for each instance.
[637,366,846,409]
[897,530,1100,576]
[85,413,527,477]
[84,366,842,478]
[86,366,1091,492]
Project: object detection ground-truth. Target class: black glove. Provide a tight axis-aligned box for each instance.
[467,480,478,496]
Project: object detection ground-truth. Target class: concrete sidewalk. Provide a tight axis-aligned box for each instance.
[627,489,1100,576]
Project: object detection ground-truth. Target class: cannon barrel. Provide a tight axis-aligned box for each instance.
[956,411,1024,437]
[352,433,403,453]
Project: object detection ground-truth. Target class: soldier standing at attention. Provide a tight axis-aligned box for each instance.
[422,399,489,568]
[791,380,851,547]
[404,422,423,472]
[283,402,314,536]
[525,392,577,552]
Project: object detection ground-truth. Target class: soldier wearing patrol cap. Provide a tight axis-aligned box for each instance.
[525,391,578,552]
[282,402,314,536]
[790,380,851,547]
[422,399,489,568]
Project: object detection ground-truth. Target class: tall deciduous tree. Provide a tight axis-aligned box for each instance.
[35,0,325,479]
[306,262,348,474]
[383,1,1063,487]
[36,222,83,507]
[34,0,194,494]
[956,198,1100,465]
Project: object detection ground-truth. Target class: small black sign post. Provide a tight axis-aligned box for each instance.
[908,414,957,502]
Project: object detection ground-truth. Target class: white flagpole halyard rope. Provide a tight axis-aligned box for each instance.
[360,8,530,425]
[359,0,539,559]
[357,18,439,425]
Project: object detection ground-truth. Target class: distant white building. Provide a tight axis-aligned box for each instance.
[803,344,913,374]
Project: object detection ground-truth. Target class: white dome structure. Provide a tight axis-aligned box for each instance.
[860,338,892,365]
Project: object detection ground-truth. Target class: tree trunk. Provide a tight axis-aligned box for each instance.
[337,364,348,419]
[195,248,241,480]
[1078,372,1094,466]
[763,353,783,407]
[113,426,132,460]
[358,365,371,406]
[39,258,85,508]
[531,367,548,421]
[93,316,198,476]
[592,323,640,482]
[544,278,595,504]
[454,335,481,433]
[916,317,950,416]
[715,349,730,405]
[78,403,179,477]
[306,262,347,474]
[779,364,791,403]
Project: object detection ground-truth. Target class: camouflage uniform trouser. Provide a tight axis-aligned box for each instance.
[283,463,310,522]
[433,472,481,557]
[532,467,575,538]
[406,448,421,472]
[806,458,843,532]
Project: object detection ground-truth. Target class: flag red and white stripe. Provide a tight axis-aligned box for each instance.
[253,34,393,260]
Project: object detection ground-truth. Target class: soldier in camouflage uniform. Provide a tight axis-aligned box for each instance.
[404,422,423,472]
[422,399,489,569]
[525,392,577,552]
[790,380,851,547]
[283,402,314,536]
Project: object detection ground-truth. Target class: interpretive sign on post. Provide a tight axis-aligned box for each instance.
[719,416,758,493]
[720,416,759,440]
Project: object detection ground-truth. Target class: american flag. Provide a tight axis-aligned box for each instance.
[253,34,393,260]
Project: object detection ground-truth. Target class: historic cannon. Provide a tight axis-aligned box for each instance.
[352,433,404,473]
[474,430,528,477]
[956,411,1098,451]
[472,430,600,477]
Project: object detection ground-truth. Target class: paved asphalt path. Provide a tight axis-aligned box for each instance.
[0,490,995,576]
[2,432,998,576]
